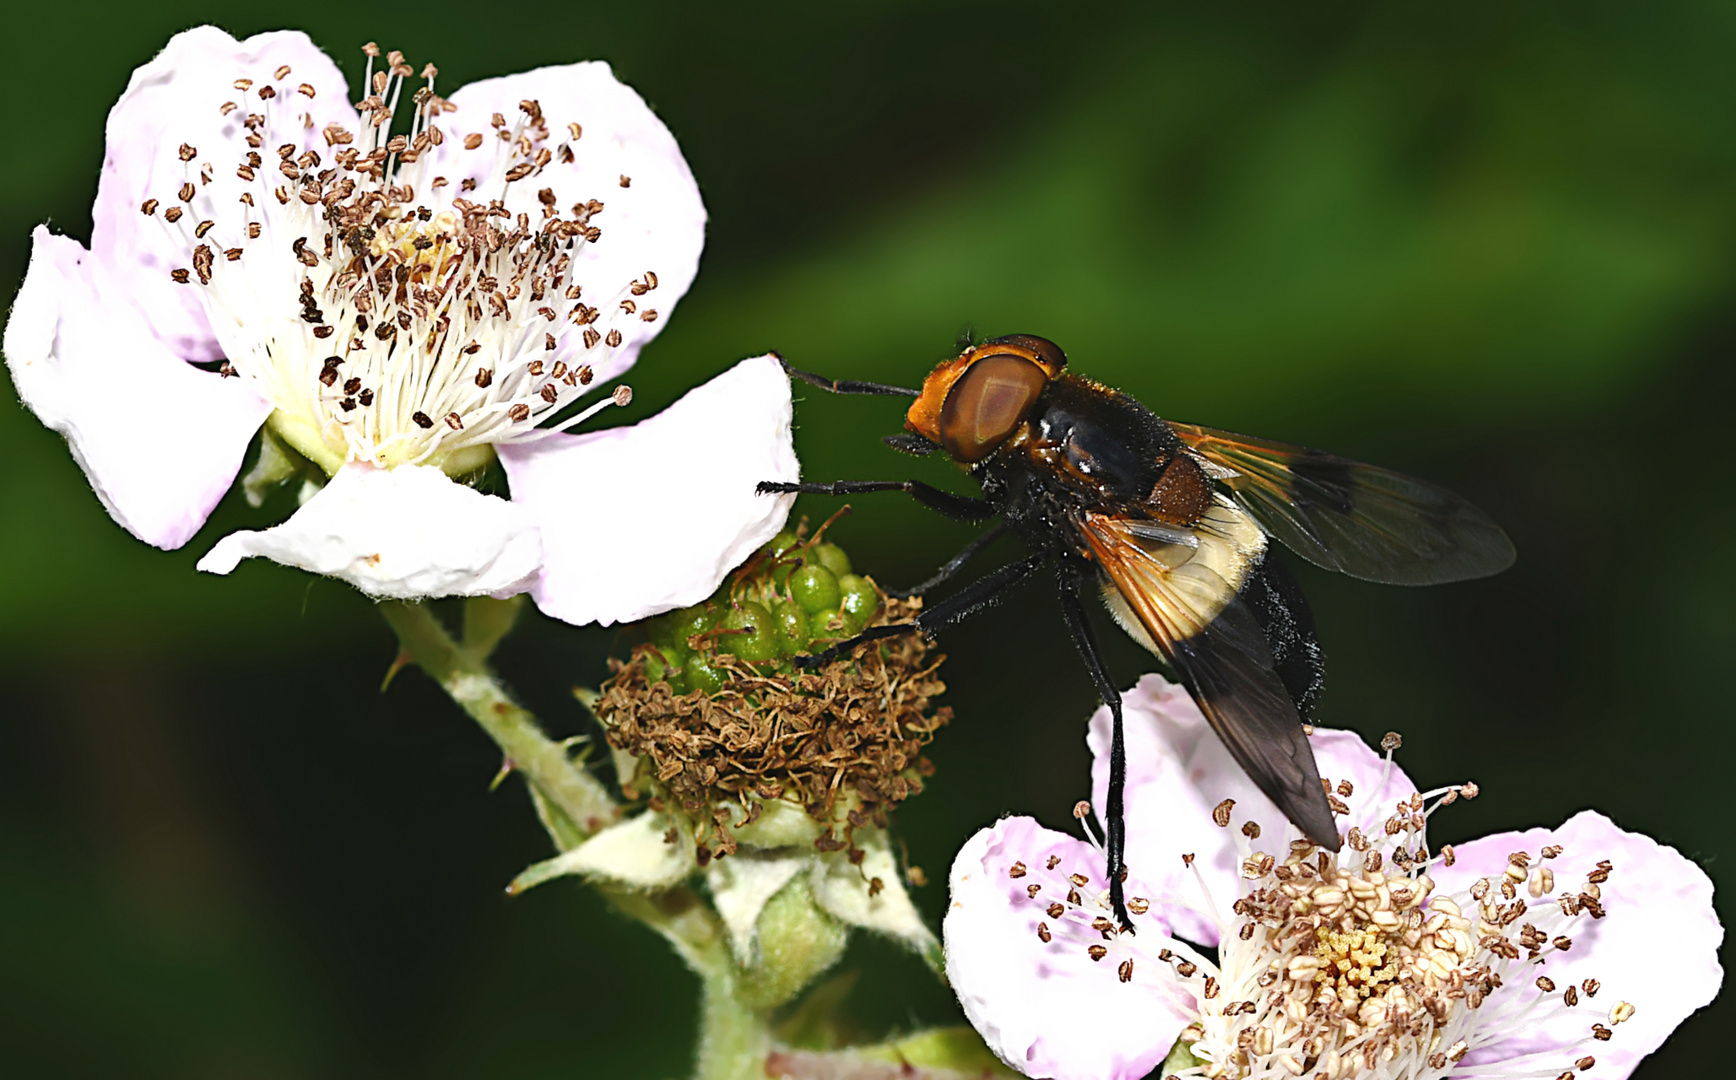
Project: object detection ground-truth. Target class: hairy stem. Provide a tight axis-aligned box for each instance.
[378,599,617,837]
[379,600,772,1080]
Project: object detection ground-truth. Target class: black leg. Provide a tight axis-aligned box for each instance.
[777,355,920,398]
[794,552,1047,668]
[1055,560,1134,932]
[885,522,1008,598]
[757,479,995,522]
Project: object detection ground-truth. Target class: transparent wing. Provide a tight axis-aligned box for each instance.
[1167,423,1516,586]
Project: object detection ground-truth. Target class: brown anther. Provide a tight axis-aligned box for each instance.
[194,220,215,238]
[170,268,191,283]
[358,389,374,406]
[140,199,159,215]
[1592,1024,1612,1041]
[1564,986,1579,1007]
[1068,873,1089,888]
[540,383,559,403]
[1175,961,1197,977]
[1087,945,1107,962]
[1536,977,1556,993]
[1027,884,1041,898]
[619,174,631,187]
[1204,976,1220,998]
[1554,936,1573,952]
[1047,903,1064,919]
[257,85,275,100]
[1213,799,1235,827]
[273,64,292,80]
[508,404,530,422]
[445,412,463,430]
[412,411,434,429]
[234,78,253,90]
[1127,897,1149,915]
[1381,732,1402,751]
[177,182,195,203]
[1117,959,1133,983]
[1036,922,1051,943]
[641,308,658,323]
[1576,1058,1595,1071]
[226,249,243,262]
[475,368,493,388]
[1337,779,1354,797]
[298,83,316,98]
[605,329,623,347]
[1008,862,1027,879]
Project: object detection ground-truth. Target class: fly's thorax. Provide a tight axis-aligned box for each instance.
[145,48,662,476]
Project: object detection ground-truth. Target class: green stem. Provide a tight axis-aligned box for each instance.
[695,940,774,1080]
[380,600,774,1080]
[378,599,617,837]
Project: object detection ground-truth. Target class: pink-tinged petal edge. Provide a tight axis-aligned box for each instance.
[1440,810,1722,1079]
[1088,674,1415,946]
[500,354,796,627]
[4,227,272,549]
[197,462,542,600]
[436,60,706,388]
[946,817,1187,1080]
[90,26,357,362]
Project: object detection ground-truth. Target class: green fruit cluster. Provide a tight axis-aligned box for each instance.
[641,529,882,695]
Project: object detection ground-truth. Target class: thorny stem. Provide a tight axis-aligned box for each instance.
[378,598,617,837]
[378,599,774,1080]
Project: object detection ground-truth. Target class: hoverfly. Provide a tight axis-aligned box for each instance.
[757,334,1515,928]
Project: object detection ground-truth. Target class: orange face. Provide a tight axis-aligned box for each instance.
[905,334,1068,463]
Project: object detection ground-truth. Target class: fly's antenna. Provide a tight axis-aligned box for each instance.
[773,352,919,398]
[954,324,978,352]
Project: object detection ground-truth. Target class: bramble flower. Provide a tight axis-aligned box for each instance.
[944,675,1722,1080]
[4,27,795,622]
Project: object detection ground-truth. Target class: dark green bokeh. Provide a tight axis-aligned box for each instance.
[2,2,1731,1076]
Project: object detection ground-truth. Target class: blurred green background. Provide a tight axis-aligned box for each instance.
[2,2,1731,1076]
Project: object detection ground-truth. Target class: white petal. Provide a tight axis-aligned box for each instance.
[196,462,542,599]
[515,811,695,892]
[809,828,936,955]
[499,354,797,626]
[1087,673,1415,946]
[433,61,705,385]
[1440,810,1722,1079]
[90,26,358,361]
[945,818,1189,1080]
[707,851,807,966]
[3,227,272,549]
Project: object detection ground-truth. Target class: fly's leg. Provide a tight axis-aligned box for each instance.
[757,479,994,522]
[884,522,1008,598]
[776,354,920,398]
[793,551,1046,668]
[1055,559,1135,932]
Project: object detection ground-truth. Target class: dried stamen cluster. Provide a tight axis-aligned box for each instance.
[596,582,947,878]
[1003,769,1635,1080]
[140,44,654,471]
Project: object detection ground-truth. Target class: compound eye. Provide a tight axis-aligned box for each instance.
[939,352,1049,463]
[985,333,1067,372]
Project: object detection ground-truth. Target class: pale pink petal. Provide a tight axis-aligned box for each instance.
[196,462,542,599]
[89,26,357,361]
[1438,810,1722,1079]
[499,354,796,626]
[4,227,272,548]
[433,61,705,385]
[945,817,1189,1080]
[1088,674,1414,945]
